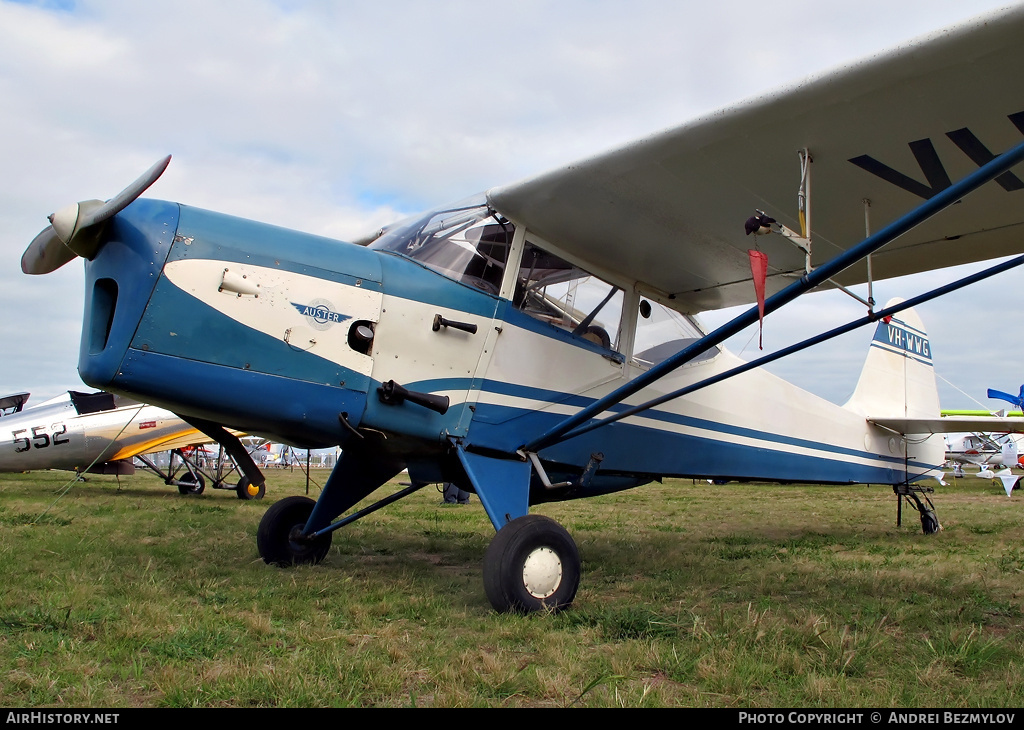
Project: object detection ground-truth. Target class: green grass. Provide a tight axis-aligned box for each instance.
[1,469,1022,707]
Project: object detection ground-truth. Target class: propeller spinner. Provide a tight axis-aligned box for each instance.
[21,155,172,275]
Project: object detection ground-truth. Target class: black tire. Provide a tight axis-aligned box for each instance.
[236,476,266,500]
[920,508,941,535]
[483,514,580,614]
[257,496,331,566]
[177,472,205,495]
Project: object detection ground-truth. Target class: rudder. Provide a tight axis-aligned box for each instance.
[844,298,940,420]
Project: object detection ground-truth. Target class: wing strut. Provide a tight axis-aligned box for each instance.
[522,138,1024,454]
[548,252,1024,445]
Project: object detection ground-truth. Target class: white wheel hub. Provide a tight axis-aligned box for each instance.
[522,546,562,598]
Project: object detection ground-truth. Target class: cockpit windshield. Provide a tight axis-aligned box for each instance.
[369,197,512,295]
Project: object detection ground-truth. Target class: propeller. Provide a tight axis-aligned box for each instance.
[21,155,172,275]
[987,384,1024,412]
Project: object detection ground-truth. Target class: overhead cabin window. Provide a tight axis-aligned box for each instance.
[633,299,717,367]
[369,197,512,295]
[515,241,624,352]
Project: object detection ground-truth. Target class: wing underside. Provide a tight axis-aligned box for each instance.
[108,428,248,462]
[487,6,1024,313]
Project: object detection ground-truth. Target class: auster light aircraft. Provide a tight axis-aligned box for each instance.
[18,7,1024,613]
[0,390,265,498]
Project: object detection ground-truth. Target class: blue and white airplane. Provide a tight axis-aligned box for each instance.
[18,7,1024,613]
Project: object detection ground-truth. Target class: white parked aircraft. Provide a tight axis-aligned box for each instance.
[945,433,1019,471]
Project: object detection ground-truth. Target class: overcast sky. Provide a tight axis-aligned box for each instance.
[1,0,1021,412]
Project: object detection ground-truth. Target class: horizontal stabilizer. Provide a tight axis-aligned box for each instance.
[870,415,1024,435]
[84,461,136,476]
[0,392,30,417]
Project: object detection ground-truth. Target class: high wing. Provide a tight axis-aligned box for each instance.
[487,6,1024,314]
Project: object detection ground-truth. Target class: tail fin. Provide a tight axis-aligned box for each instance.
[1000,438,1019,468]
[844,298,940,419]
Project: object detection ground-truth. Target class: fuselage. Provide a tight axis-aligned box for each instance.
[73,197,944,498]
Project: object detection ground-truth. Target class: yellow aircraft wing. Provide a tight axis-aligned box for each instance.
[107,427,248,462]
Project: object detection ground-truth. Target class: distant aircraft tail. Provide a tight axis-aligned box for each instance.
[844,299,940,420]
[1001,439,1019,468]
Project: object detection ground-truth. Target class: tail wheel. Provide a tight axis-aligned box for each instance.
[483,514,580,614]
[257,496,331,566]
[177,472,205,495]
[236,476,266,500]
[920,508,941,535]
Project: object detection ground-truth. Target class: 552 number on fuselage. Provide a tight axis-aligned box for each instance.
[11,423,69,452]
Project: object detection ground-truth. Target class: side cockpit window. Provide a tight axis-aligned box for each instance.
[515,241,623,352]
[632,298,717,367]
[372,201,625,354]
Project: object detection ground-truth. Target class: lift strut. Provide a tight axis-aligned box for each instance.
[523,138,1024,454]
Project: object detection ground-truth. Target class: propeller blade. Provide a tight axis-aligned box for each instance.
[80,154,172,230]
[21,225,76,275]
[988,388,1021,407]
[20,155,172,274]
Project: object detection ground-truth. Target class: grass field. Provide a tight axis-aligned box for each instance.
[1,467,1022,707]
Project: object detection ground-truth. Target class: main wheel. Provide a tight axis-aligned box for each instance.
[236,476,266,500]
[257,496,332,566]
[177,472,205,495]
[920,508,941,534]
[483,514,580,614]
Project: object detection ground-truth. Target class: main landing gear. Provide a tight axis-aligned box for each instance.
[255,444,581,614]
[257,498,582,613]
[255,490,582,614]
[136,446,266,499]
[172,416,269,500]
[484,514,581,614]
[256,496,332,566]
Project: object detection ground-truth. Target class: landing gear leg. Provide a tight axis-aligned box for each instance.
[257,439,404,568]
[894,483,941,534]
[483,514,581,614]
[180,415,267,497]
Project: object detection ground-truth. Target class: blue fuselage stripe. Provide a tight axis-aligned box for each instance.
[406,376,932,470]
